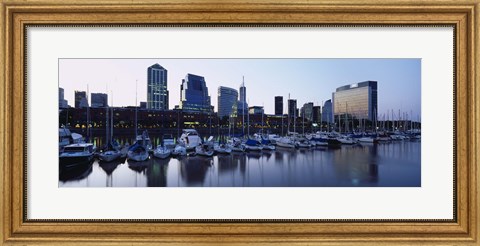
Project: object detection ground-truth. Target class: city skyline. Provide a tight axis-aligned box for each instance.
[59,58,421,118]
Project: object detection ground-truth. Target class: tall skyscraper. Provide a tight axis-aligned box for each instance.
[275,96,283,115]
[332,81,378,121]
[322,100,333,123]
[147,63,169,110]
[217,86,238,118]
[313,106,321,123]
[74,90,88,108]
[301,102,314,121]
[288,99,297,118]
[237,77,248,116]
[180,74,212,113]
[91,93,108,108]
[59,87,68,108]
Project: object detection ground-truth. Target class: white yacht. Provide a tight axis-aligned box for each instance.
[178,129,202,150]
[276,137,296,149]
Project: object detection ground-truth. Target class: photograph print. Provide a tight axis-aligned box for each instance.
[58,58,421,187]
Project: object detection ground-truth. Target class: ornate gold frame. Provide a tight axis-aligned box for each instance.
[1,0,478,244]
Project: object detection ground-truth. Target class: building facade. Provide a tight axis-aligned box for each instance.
[237,78,248,116]
[275,96,283,115]
[147,64,169,110]
[322,100,333,123]
[288,99,297,118]
[249,106,264,115]
[217,86,238,118]
[59,87,68,108]
[91,93,108,108]
[301,102,314,121]
[332,81,378,121]
[180,74,212,113]
[74,90,88,108]
[312,106,321,123]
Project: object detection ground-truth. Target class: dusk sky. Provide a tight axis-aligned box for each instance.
[59,58,421,119]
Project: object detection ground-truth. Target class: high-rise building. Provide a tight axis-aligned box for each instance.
[301,102,314,121]
[217,86,238,118]
[147,64,169,110]
[180,74,212,113]
[322,100,333,123]
[91,93,108,108]
[74,91,88,108]
[275,96,283,115]
[59,87,68,108]
[237,77,248,116]
[313,106,321,123]
[288,99,297,118]
[332,81,378,121]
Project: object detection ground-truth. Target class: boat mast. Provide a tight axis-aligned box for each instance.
[135,80,138,139]
[281,112,284,136]
[287,93,290,134]
[86,84,90,142]
[242,76,245,139]
[261,102,264,136]
[293,100,296,136]
[111,90,114,144]
[247,99,250,138]
[105,84,109,146]
[302,106,304,136]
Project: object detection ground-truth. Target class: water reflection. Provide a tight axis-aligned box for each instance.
[59,141,421,187]
[146,158,169,187]
[179,156,213,186]
[59,161,93,182]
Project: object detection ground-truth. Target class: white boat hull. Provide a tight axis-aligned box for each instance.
[153,148,171,159]
[276,141,296,148]
[172,145,187,157]
[195,145,214,157]
[358,137,375,143]
[215,148,232,154]
[262,145,276,150]
[231,146,246,152]
[245,145,262,151]
[337,138,357,145]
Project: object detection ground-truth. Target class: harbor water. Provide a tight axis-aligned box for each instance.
[59,139,421,187]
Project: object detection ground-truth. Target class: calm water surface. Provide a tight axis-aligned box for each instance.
[59,141,421,187]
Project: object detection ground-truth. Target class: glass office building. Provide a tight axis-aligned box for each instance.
[59,88,68,108]
[332,81,378,121]
[147,63,169,110]
[288,99,297,118]
[322,100,333,123]
[180,74,212,113]
[312,106,321,123]
[74,90,88,108]
[301,102,314,121]
[91,93,108,108]
[275,96,283,115]
[237,79,248,116]
[217,86,238,118]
